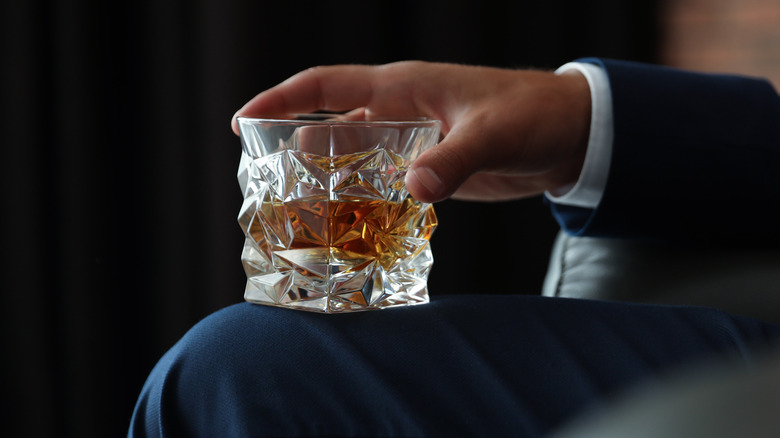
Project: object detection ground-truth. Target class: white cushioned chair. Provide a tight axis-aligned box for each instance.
[542,230,780,324]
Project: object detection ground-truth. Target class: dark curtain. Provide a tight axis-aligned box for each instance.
[1,0,659,436]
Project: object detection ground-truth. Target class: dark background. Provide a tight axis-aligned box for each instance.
[1,0,659,436]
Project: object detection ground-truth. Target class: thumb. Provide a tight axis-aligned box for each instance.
[404,127,486,203]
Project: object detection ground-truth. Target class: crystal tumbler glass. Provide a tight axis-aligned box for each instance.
[237,115,442,313]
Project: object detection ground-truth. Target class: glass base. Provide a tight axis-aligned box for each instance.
[243,274,430,313]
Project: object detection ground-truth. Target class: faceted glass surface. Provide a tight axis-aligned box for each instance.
[237,116,441,313]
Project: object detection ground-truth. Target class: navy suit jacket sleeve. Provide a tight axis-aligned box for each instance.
[549,58,780,244]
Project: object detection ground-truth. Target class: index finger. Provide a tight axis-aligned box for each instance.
[231,65,377,135]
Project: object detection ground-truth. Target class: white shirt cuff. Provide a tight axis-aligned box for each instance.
[545,62,614,209]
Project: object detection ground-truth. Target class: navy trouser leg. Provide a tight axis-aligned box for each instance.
[128,295,780,438]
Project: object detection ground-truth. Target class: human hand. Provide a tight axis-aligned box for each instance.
[232,61,591,203]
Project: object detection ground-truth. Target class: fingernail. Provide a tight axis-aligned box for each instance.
[409,166,443,198]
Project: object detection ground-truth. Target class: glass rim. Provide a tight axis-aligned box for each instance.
[236,114,441,127]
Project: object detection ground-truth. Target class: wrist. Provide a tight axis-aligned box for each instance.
[552,69,591,194]
[546,61,613,209]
